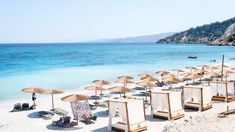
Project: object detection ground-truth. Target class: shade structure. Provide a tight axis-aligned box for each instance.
[195,69,208,74]
[223,70,234,81]
[172,69,184,77]
[185,73,203,83]
[231,67,235,70]
[197,64,209,68]
[141,76,158,82]
[22,87,45,107]
[118,75,134,80]
[216,64,230,68]
[93,80,110,85]
[116,78,134,87]
[206,66,219,72]
[206,72,221,78]
[61,94,89,102]
[41,89,64,111]
[163,73,176,78]
[92,80,110,96]
[155,70,169,82]
[21,87,44,93]
[164,77,183,88]
[136,81,156,100]
[138,73,152,78]
[185,66,198,73]
[85,85,105,104]
[109,86,131,98]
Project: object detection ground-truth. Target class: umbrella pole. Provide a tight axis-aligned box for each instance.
[95,90,97,105]
[221,54,224,81]
[100,84,103,97]
[145,86,147,101]
[52,94,54,112]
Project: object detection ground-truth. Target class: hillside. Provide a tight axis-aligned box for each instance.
[89,32,175,43]
[157,17,235,45]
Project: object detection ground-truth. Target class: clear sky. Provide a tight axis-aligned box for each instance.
[0,0,235,43]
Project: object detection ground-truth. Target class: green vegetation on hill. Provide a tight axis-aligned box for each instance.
[157,17,235,45]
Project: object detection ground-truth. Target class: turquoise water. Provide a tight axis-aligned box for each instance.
[0,43,235,100]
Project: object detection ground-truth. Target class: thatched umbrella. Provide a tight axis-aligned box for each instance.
[194,69,208,75]
[41,89,64,111]
[163,73,176,79]
[118,75,134,80]
[185,73,203,83]
[223,70,234,81]
[206,66,219,72]
[85,85,105,104]
[206,71,221,80]
[172,69,184,77]
[141,76,158,82]
[21,87,45,107]
[136,81,156,100]
[138,73,152,78]
[185,66,198,73]
[231,67,235,71]
[109,86,131,98]
[61,94,89,102]
[93,80,110,96]
[155,70,169,82]
[116,78,134,87]
[164,77,183,89]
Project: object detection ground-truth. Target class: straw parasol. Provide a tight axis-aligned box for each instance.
[61,94,89,102]
[141,76,158,82]
[163,73,176,78]
[206,66,219,72]
[155,70,169,82]
[197,64,209,68]
[194,69,208,74]
[85,85,105,104]
[164,77,183,89]
[21,87,45,106]
[93,80,110,95]
[118,75,134,80]
[138,73,152,78]
[136,81,156,100]
[185,66,198,73]
[206,71,221,79]
[109,86,131,98]
[216,64,230,69]
[116,78,134,87]
[184,73,203,83]
[223,70,234,81]
[41,89,64,111]
[172,69,184,77]
[231,67,235,70]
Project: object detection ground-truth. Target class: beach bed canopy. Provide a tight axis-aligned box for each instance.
[151,90,184,120]
[108,99,147,132]
[210,81,235,102]
[41,89,64,111]
[183,85,212,111]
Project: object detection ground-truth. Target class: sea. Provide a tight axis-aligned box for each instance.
[0,43,235,101]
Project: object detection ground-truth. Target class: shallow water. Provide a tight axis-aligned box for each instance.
[0,43,235,100]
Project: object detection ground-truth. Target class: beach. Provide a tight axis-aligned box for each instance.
[1,61,235,132]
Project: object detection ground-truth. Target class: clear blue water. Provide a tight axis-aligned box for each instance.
[0,43,235,100]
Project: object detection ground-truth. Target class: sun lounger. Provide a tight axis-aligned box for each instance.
[90,95,101,100]
[38,111,54,119]
[10,103,34,112]
[52,116,78,128]
[51,108,68,116]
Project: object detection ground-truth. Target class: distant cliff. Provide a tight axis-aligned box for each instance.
[157,17,235,46]
[89,32,175,43]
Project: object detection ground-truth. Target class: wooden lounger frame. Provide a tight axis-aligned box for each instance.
[108,99,147,132]
[183,86,212,111]
[150,91,184,120]
[210,81,235,102]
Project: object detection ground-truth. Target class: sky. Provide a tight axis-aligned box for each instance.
[0,0,235,43]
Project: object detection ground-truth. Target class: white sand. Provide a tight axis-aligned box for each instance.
[1,63,235,132]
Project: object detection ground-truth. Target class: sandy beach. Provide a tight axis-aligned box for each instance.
[1,63,235,132]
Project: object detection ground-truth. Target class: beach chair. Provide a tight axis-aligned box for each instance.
[210,81,235,102]
[71,101,97,124]
[51,108,68,116]
[10,103,34,112]
[183,85,212,111]
[52,116,78,128]
[108,99,147,132]
[150,90,184,120]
